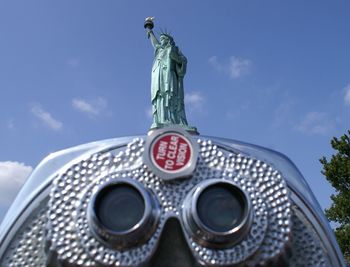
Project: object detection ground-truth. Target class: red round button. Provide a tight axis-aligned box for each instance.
[151,133,192,173]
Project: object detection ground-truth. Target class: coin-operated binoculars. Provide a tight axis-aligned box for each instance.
[0,18,347,267]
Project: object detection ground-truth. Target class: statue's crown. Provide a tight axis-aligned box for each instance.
[159,28,172,38]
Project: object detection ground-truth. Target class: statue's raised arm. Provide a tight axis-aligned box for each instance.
[144,17,159,49]
[148,31,159,49]
[144,17,197,133]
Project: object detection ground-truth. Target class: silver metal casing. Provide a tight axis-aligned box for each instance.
[0,134,347,267]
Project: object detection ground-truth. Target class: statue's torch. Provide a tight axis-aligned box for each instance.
[144,17,154,30]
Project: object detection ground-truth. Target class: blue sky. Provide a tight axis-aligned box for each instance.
[0,0,350,222]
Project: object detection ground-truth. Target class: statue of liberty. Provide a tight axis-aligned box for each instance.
[144,17,197,133]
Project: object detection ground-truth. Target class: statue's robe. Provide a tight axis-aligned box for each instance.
[151,44,188,128]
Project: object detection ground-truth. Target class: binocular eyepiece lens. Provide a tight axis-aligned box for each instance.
[184,180,251,247]
[196,184,245,233]
[89,179,159,249]
[94,184,145,232]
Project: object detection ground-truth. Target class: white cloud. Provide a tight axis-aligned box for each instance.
[0,161,32,205]
[67,58,80,67]
[31,104,63,130]
[185,91,205,111]
[295,112,336,135]
[72,97,107,117]
[344,84,350,105]
[229,56,251,79]
[7,119,14,129]
[209,56,251,79]
[208,56,222,72]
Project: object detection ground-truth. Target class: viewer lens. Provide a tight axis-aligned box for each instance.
[196,184,246,233]
[95,184,145,232]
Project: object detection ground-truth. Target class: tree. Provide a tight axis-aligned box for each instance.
[320,130,350,263]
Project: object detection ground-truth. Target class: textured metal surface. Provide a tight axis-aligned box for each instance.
[289,207,330,266]
[0,135,344,266]
[3,209,47,267]
[194,139,291,266]
[0,136,136,246]
[45,136,291,266]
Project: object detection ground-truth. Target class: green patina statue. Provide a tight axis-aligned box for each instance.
[144,17,197,133]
